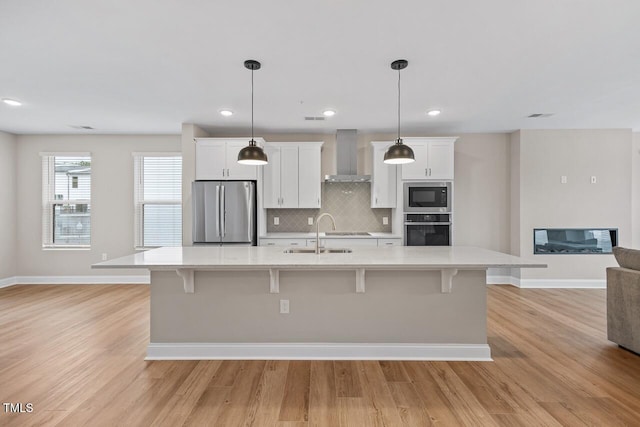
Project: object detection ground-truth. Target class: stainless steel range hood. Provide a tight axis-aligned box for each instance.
[324,129,371,182]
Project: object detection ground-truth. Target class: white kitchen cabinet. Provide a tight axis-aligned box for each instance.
[195,138,263,180]
[400,137,456,181]
[310,238,379,248]
[260,238,307,247]
[263,142,323,209]
[377,238,402,247]
[298,145,322,208]
[263,145,299,208]
[370,142,397,208]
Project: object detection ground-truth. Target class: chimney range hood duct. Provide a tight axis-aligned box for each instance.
[324,129,371,182]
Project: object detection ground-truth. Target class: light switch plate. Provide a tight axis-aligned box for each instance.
[561,176,567,184]
[308,217,314,225]
[591,176,597,184]
[382,216,389,225]
[101,253,107,261]
[274,217,280,225]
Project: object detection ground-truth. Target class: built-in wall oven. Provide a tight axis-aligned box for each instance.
[404,213,451,246]
[403,182,452,213]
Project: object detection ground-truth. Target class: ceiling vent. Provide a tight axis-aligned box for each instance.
[70,125,95,130]
[527,113,554,118]
[304,116,325,121]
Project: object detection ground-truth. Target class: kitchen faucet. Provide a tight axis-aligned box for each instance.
[315,213,336,254]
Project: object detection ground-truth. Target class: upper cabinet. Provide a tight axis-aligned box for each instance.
[263,142,323,209]
[297,144,322,208]
[263,145,299,208]
[400,137,457,180]
[195,138,264,180]
[370,142,397,208]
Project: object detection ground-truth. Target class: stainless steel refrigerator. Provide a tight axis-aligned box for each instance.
[192,181,257,245]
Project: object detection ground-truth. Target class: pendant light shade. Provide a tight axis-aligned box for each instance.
[384,59,415,165]
[237,141,268,165]
[238,60,268,165]
[384,139,415,164]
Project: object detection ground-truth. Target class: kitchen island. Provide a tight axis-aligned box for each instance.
[93,246,545,361]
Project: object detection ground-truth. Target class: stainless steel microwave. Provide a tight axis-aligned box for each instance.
[403,182,452,213]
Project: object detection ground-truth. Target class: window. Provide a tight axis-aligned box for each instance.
[41,153,92,248]
[134,154,182,248]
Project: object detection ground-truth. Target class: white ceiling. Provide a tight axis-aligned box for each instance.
[1,0,640,135]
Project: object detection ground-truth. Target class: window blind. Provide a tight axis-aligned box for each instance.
[41,154,92,247]
[134,154,182,248]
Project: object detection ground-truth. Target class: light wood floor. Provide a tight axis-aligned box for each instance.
[1,285,640,426]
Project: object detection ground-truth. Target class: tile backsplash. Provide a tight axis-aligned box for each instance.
[266,182,392,233]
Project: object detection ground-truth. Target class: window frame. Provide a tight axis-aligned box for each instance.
[41,152,92,249]
[133,152,183,250]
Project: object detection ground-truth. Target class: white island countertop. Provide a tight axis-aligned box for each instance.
[93,246,546,270]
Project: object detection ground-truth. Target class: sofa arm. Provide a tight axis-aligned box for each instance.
[607,267,640,354]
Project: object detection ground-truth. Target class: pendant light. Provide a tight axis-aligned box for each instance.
[238,60,268,165]
[384,59,415,164]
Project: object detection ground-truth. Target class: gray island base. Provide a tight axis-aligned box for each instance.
[94,246,545,361]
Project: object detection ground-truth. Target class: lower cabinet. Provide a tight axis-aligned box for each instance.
[260,237,403,247]
[308,238,379,248]
[259,238,307,247]
[378,238,402,247]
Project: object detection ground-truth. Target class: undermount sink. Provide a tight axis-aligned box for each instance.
[325,231,371,236]
[283,248,353,254]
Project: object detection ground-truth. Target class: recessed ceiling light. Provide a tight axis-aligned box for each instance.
[219,109,234,117]
[2,98,22,106]
[427,109,441,117]
[322,109,336,117]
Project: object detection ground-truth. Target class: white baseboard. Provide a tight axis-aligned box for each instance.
[1,275,150,286]
[146,342,492,361]
[486,275,605,289]
[487,275,521,287]
[519,279,605,289]
[0,276,18,288]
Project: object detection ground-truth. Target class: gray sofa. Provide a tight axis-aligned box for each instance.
[607,247,640,354]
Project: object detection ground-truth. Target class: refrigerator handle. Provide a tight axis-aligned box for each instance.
[215,185,221,238]
[221,185,226,238]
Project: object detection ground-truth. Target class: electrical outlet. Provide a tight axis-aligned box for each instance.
[382,216,389,225]
[561,176,567,184]
[101,253,107,261]
[279,299,290,314]
[308,217,314,225]
[274,217,279,225]
[591,176,597,184]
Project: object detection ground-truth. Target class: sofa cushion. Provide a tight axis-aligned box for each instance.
[613,247,640,271]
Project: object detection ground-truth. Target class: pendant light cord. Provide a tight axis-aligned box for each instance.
[251,68,255,145]
[397,67,401,143]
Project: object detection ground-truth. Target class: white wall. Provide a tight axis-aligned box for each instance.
[16,134,180,277]
[633,132,640,249]
[515,129,632,281]
[0,131,17,282]
[451,134,511,252]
